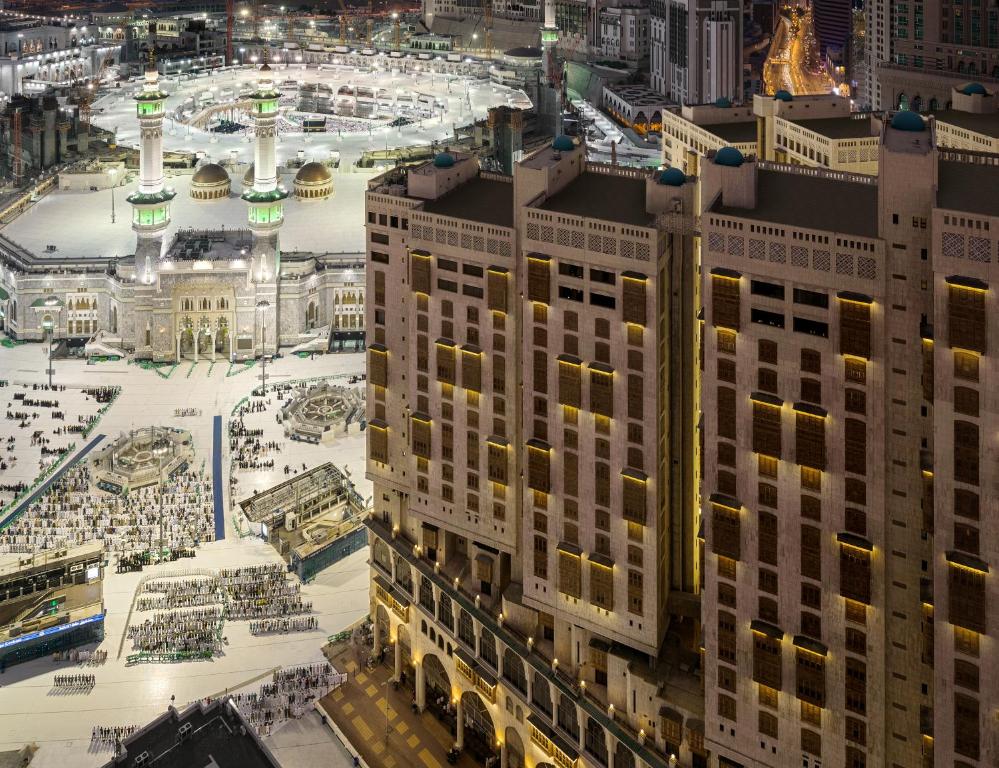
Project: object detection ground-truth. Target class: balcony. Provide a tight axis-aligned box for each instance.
[366,516,676,768]
[374,574,410,622]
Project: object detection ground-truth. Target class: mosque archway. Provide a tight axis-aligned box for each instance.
[459,690,499,762]
[505,726,525,768]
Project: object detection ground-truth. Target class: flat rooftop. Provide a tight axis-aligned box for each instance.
[104,699,278,768]
[703,121,758,143]
[539,171,655,227]
[421,175,515,229]
[937,159,999,217]
[933,109,999,138]
[790,116,876,140]
[712,168,879,238]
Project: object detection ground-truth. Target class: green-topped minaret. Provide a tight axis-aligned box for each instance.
[128,50,175,277]
[242,58,288,284]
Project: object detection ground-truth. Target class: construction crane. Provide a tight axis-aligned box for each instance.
[226,0,234,64]
[483,0,493,59]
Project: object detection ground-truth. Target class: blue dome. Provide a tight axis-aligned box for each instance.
[890,110,925,132]
[774,89,794,102]
[433,152,456,168]
[658,167,686,186]
[714,97,732,108]
[962,82,987,96]
[714,146,745,167]
[552,135,575,151]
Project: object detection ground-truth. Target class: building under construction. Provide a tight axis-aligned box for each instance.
[0,92,94,183]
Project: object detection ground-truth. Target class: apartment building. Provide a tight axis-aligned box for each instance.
[931,83,999,154]
[699,113,999,767]
[662,101,758,175]
[648,0,742,105]
[364,141,704,768]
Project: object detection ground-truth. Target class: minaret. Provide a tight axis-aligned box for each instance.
[540,0,561,135]
[127,51,175,279]
[242,58,288,284]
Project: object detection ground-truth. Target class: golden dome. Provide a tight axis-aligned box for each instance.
[192,163,230,185]
[295,162,332,184]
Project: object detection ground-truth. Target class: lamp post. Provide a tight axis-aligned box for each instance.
[40,297,60,388]
[256,299,269,393]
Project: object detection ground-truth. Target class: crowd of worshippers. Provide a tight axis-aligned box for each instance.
[249,616,318,635]
[131,565,314,657]
[230,663,345,736]
[127,607,225,655]
[91,725,138,749]
[0,464,214,555]
[53,673,96,691]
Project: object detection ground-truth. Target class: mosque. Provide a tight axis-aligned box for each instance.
[0,61,364,360]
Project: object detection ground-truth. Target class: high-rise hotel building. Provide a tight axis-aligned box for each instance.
[363,140,704,767]
[700,112,999,768]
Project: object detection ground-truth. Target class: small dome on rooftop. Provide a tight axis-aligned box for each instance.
[552,135,575,152]
[714,146,745,167]
[658,167,686,186]
[890,110,925,132]
[433,152,456,168]
[295,161,332,184]
[774,89,793,102]
[192,162,229,185]
[961,82,988,96]
[714,97,732,108]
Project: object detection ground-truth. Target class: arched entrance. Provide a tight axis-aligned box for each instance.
[505,726,525,768]
[396,624,414,690]
[459,690,498,762]
[374,604,390,661]
[306,300,318,329]
[423,653,453,723]
[898,92,908,110]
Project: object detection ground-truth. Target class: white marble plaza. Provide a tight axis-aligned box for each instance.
[0,343,371,767]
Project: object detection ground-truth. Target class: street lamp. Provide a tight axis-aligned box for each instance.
[256,299,270,392]
[40,298,59,388]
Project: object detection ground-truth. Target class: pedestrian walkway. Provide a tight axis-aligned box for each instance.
[319,645,480,768]
[211,415,225,540]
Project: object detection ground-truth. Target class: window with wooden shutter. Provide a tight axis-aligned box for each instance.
[759,712,778,738]
[368,420,388,463]
[368,344,388,387]
[527,440,551,493]
[795,647,826,708]
[422,524,438,552]
[590,365,614,417]
[844,418,867,476]
[411,251,431,294]
[589,559,614,609]
[758,511,778,566]
[622,272,647,326]
[954,420,980,486]
[557,547,582,597]
[627,374,643,419]
[461,346,482,392]
[948,280,987,354]
[948,555,987,633]
[717,387,736,440]
[711,499,741,561]
[411,414,432,459]
[838,294,872,358]
[954,386,980,417]
[486,439,508,484]
[752,628,783,689]
[839,540,872,604]
[487,267,508,312]
[558,356,582,408]
[954,692,980,760]
[752,397,782,458]
[712,271,741,330]
[627,569,643,615]
[436,341,455,384]
[795,408,827,470]
[622,470,647,525]
[717,610,737,663]
[527,254,551,304]
[801,728,822,757]
[801,525,822,580]
[564,451,578,496]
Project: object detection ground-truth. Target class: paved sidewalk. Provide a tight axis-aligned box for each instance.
[320,645,480,768]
